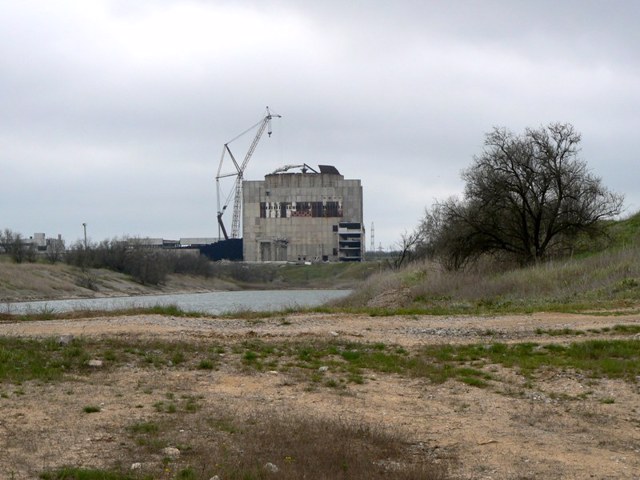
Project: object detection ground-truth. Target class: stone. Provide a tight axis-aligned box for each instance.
[318,366,329,373]
[87,359,103,368]
[58,335,74,346]
[329,331,339,337]
[131,462,142,470]
[162,446,181,458]
[264,462,279,473]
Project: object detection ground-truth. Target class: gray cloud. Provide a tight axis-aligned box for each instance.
[1,0,638,248]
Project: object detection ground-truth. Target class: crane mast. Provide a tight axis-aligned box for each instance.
[216,107,281,240]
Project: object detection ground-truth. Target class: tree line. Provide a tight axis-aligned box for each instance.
[0,232,213,285]
[0,229,65,264]
[397,123,624,269]
[65,239,214,285]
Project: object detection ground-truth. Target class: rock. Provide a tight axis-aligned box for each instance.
[318,366,329,373]
[131,462,142,470]
[264,462,279,473]
[58,335,74,346]
[209,476,220,480]
[329,331,339,337]
[162,446,181,458]
[87,359,103,368]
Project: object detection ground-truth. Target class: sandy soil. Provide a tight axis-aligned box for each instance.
[1,311,640,479]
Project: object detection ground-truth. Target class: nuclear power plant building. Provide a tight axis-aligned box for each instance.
[242,165,364,262]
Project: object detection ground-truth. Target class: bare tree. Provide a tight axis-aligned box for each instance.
[421,123,624,267]
[1,229,30,263]
[45,238,66,264]
[392,229,426,269]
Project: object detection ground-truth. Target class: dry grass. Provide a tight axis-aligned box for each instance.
[335,242,640,313]
[40,404,449,480]
[147,408,446,479]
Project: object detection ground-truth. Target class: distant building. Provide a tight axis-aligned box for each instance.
[242,165,364,262]
[179,237,218,247]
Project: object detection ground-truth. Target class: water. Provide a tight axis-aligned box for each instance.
[3,289,351,316]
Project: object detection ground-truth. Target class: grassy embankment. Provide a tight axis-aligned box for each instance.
[332,212,640,315]
[0,257,378,304]
[2,213,639,317]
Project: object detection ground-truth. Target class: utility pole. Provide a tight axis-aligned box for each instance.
[370,222,375,252]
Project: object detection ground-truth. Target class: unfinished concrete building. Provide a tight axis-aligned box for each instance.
[242,165,364,262]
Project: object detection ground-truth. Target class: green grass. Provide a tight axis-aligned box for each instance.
[40,468,150,480]
[275,261,380,285]
[4,335,638,391]
[421,339,640,382]
[0,337,91,383]
[0,337,223,384]
[143,304,205,318]
[231,338,640,387]
[1,304,207,323]
[535,324,640,337]
[197,359,215,370]
[129,421,160,434]
[606,211,640,247]
[535,327,587,336]
[612,324,640,334]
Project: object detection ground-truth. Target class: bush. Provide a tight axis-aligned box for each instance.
[0,229,37,264]
[64,238,214,286]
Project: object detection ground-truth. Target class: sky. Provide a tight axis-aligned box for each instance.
[2,0,639,250]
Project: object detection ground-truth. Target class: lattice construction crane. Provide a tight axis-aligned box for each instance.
[215,107,281,240]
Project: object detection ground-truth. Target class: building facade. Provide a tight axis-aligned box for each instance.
[242,165,364,262]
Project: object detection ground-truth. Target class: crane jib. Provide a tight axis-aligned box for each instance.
[215,107,281,240]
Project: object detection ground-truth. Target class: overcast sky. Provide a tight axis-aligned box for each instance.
[2,0,638,250]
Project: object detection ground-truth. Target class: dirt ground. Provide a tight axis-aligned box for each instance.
[1,311,639,479]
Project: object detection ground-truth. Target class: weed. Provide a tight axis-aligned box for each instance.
[612,324,640,334]
[183,396,200,413]
[171,351,186,365]
[197,359,214,370]
[208,416,238,434]
[459,376,488,388]
[175,468,197,480]
[129,421,159,434]
[0,337,90,383]
[535,327,586,336]
[153,401,177,413]
[39,467,149,480]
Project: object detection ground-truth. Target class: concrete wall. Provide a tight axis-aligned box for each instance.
[243,171,363,262]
